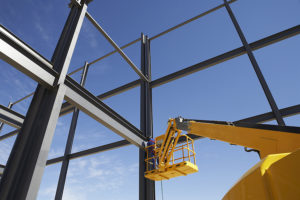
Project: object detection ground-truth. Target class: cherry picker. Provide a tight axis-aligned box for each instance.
[145,117,300,199]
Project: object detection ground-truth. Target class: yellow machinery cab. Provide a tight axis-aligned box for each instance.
[144,127,198,181]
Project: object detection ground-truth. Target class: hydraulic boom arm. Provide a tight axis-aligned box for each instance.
[174,117,300,158]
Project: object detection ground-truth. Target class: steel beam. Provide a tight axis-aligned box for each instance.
[85,12,149,82]
[12,25,300,119]
[223,0,285,125]
[0,102,13,132]
[0,29,145,149]
[46,140,130,166]
[238,104,300,124]
[68,0,237,76]
[0,129,19,142]
[0,104,23,129]
[44,103,300,167]
[150,25,300,88]
[3,103,300,144]
[0,25,56,87]
[149,0,237,41]
[64,76,146,148]
[0,14,145,150]
[60,79,141,116]
[0,1,88,199]
[139,34,155,200]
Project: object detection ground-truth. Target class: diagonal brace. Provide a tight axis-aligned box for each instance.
[85,12,149,82]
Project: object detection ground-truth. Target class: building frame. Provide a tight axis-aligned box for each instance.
[0,0,300,199]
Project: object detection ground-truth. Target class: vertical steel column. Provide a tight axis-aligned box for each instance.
[0,1,88,200]
[0,102,13,133]
[139,34,155,200]
[223,0,285,125]
[54,62,89,200]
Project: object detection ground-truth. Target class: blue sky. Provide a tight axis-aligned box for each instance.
[1,0,300,199]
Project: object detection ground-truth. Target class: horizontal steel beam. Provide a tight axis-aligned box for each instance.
[60,79,141,116]
[150,25,300,87]
[46,140,130,166]
[237,104,300,123]
[45,103,300,166]
[64,76,146,148]
[0,25,57,87]
[149,0,237,41]
[0,105,24,129]
[0,23,144,148]
[11,25,300,116]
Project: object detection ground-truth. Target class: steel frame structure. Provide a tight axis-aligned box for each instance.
[0,0,299,199]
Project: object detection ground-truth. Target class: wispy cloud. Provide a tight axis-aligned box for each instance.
[82,22,101,49]
[39,154,137,200]
[34,21,52,43]
[48,147,64,159]
[67,155,138,191]
[0,141,14,164]
[39,184,87,200]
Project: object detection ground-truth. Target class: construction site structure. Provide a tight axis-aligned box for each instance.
[0,0,299,199]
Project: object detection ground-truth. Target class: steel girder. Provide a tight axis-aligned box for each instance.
[0,25,56,87]
[64,76,145,147]
[0,103,298,167]
[0,21,300,155]
[60,24,300,115]
[0,18,146,148]
[150,25,300,87]
[0,104,24,129]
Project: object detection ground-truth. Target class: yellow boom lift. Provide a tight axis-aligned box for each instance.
[145,117,300,199]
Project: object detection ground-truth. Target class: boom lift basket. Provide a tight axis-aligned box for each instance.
[145,133,198,181]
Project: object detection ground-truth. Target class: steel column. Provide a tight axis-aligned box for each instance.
[139,34,155,200]
[0,1,88,199]
[54,62,89,200]
[223,0,285,125]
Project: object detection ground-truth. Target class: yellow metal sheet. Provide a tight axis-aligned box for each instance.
[223,149,300,200]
